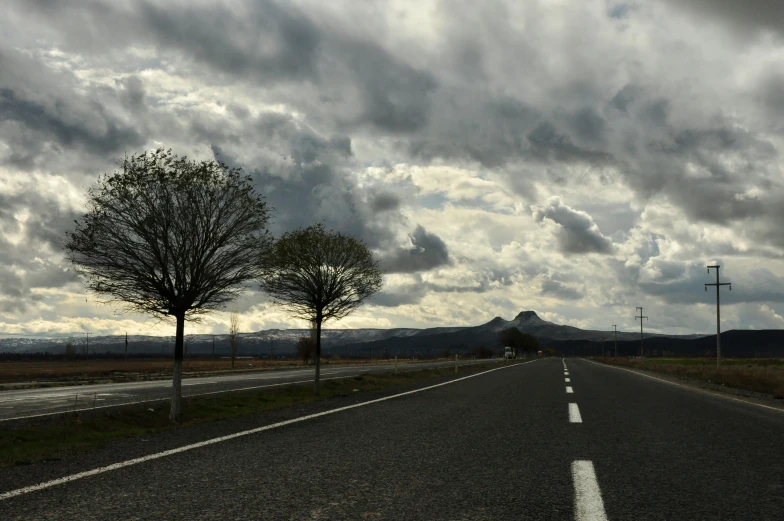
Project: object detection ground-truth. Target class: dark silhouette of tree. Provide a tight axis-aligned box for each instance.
[65,148,272,422]
[259,224,383,394]
[471,345,496,359]
[498,327,540,356]
[296,336,316,365]
[228,312,241,369]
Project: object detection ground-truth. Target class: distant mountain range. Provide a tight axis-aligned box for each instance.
[1,310,715,357]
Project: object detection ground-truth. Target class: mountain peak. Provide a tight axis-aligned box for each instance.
[514,310,542,321]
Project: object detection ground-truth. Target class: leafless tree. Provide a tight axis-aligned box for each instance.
[65,148,272,422]
[296,336,316,365]
[259,224,383,394]
[228,312,240,368]
[64,341,77,359]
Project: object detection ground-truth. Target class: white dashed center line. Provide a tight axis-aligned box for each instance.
[572,460,608,521]
[565,377,571,382]
[569,403,582,423]
[566,386,574,394]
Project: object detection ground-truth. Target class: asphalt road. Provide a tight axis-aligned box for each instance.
[2,357,783,520]
[0,358,499,421]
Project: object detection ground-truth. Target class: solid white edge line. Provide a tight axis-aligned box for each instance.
[572,460,608,521]
[582,358,784,414]
[0,360,501,423]
[568,403,582,423]
[566,386,574,393]
[0,360,537,501]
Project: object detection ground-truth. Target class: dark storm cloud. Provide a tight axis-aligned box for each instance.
[139,1,321,82]
[0,48,147,170]
[14,0,321,83]
[0,192,80,312]
[659,0,784,38]
[540,280,584,301]
[210,111,402,250]
[10,0,437,134]
[382,226,451,274]
[339,42,437,133]
[370,192,402,213]
[369,288,425,308]
[0,87,143,156]
[533,198,614,255]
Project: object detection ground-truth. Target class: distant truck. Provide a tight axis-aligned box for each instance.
[504,346,516,360]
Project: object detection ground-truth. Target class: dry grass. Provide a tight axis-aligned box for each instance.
[596,357,784,398]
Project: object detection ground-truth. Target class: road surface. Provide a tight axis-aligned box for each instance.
[2,357,783,520]
[0,358,498,421]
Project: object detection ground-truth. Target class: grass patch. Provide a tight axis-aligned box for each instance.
[643,358,784,367]
[595,357,784,398]
[0,361,504,468]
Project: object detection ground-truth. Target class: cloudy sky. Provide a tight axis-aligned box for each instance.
[2,0,784,338]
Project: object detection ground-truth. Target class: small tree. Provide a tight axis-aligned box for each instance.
[64,342,77,359]
[65,148,272,422]
[228,312,241,368]
[259,224,383,394]
[296,336,316,365]
[498,327,540,357]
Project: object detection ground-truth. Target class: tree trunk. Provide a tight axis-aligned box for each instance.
[314,317,322,395]
[170,312,185,423]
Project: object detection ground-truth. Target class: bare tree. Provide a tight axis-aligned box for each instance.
[65,148,272,422]
[64,341,77,360]
[259,224,383,394]
[228,312,240,368]
[296,336,316,365]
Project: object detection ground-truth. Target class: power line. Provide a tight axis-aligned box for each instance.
[635,307,647,357]
[612,325,618,358]
[705,265,731,368]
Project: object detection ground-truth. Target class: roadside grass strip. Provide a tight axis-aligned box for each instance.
[584,358,784,414]
[568,403,582,423]
[572,460,608,521]
[0,360,537,501]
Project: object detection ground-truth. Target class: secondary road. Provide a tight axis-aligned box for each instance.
[2,357,783,519]
[0,358,499,421]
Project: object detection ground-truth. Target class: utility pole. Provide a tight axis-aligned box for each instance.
[635,307,647,357]
[612,325,617,358]
[706,265,731,368]
[124,332,128,361]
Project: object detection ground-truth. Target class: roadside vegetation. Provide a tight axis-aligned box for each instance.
[0,360,509,468]
[595,357,784,399]
[0,357,458,388]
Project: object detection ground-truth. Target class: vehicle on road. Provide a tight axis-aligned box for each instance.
[504,346,516,360]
